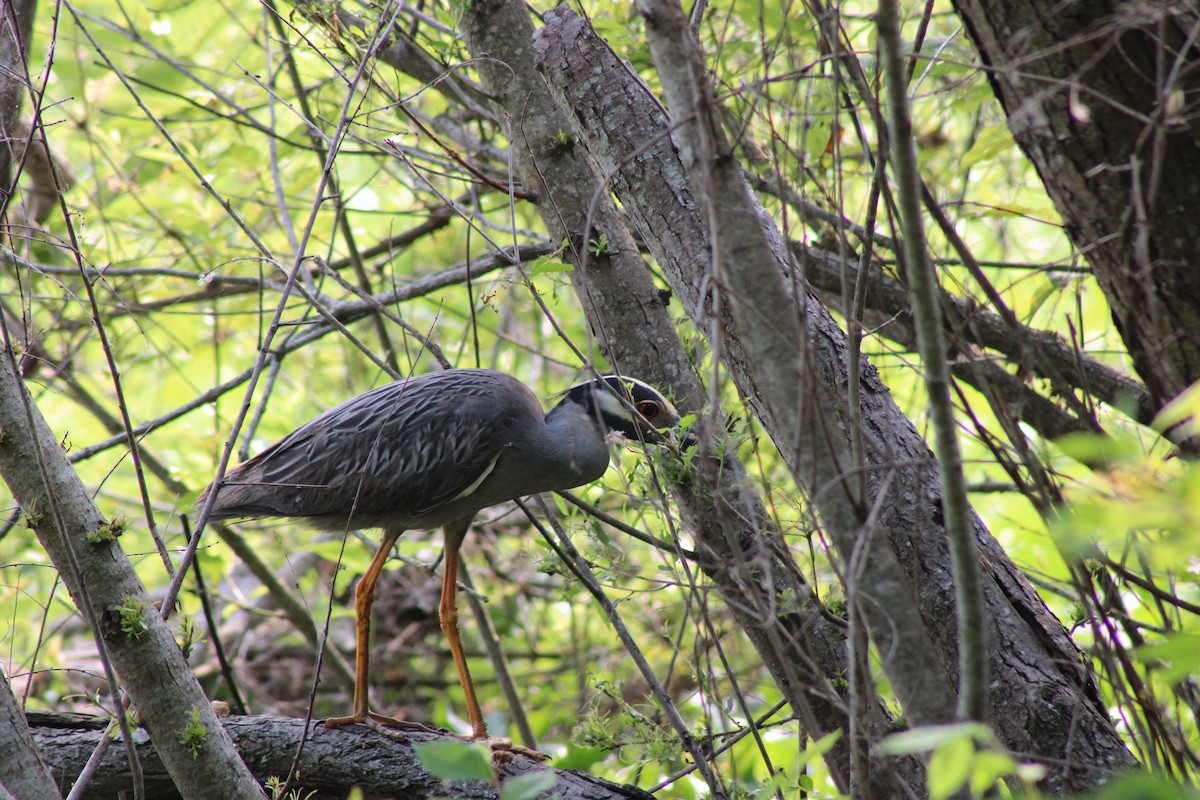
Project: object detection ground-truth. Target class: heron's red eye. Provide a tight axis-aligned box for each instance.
[636,401,661,420]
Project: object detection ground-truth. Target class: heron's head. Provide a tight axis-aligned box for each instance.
[555,375,681,444]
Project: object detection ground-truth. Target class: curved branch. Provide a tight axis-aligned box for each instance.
[30,712,651,800]
[532,6,1135,792]
[0,336,263,798]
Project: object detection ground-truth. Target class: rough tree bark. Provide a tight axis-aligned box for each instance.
[0,343,265,800]
[27,712,644,800]
[0,669,58,800]
[0,24,57,800]
[458,0,925,795]
[951,0,1200,450]
[458,1,926,796]
[0,0,37,197]
[532,7,1136,793]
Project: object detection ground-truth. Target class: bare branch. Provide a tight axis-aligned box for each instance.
[31,711,647,800]
[0,337,263,798]
[878,0,987,722]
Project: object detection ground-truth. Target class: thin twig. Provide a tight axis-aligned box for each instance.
[878,0,987,723]
[520,495,724,794]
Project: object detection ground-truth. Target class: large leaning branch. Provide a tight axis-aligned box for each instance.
[532,6,1135,793]
[459,0,926,794]
[795,245,1153,433]
[28,712,648,800]
[0,341,264,798]
[878,0,987,722]
[642,0,958,727]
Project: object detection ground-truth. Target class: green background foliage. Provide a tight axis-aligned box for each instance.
[3,0,1197,796]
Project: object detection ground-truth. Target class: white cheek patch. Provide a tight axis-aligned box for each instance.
[595,390,630,419]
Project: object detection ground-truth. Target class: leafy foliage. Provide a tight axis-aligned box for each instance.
[1,0,1197,796]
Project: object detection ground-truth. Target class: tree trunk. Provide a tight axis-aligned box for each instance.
[28,712,644,800]
[0,0,37,197]
[0,669,59,800]
[458,0,926,794]
[0,345,265,800]
[532,7,1137,793]
[951,0,1200,450]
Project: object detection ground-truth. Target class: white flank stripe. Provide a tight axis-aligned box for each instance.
[453,453,500,501]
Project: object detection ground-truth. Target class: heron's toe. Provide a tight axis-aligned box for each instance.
[322,713,363,730]
[481,736,549,763]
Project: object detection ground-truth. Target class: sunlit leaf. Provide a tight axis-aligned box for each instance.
[928,734,973,800]
[412,739,494,782]
[878,722,992,755]
[500,772,556,800]
[1133,633,1200,686]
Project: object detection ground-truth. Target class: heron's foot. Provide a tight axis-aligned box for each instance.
[461,733,548,764]
[324,710,437,736]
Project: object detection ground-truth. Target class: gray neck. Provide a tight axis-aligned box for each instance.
[531,402,611,487]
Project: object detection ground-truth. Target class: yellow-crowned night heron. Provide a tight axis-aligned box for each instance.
[201,368,678,745]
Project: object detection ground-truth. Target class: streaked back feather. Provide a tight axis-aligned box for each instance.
[204,370,540,528]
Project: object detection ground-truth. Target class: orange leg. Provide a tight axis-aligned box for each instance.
[440,519,546,761]
[440,517,489,741]
[329,519,544,760]
[325,528,402,729]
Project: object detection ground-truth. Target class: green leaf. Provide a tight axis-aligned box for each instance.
[552,743,605,772]
[877,722,991,755]
[1133,633,1200,685]
[800,729,843,764]
[1154,381,1200,432]
[928,734,973,800]
[500,772,557,800]
[133,147,186,164]
[960,124,1015,171]
[412,739,494,782]
[959,200,1057,220]
[1052,431,1145,467]
[1090,772,1200,800]
[529,256,574,275]
[305,539,372,573]
[969,750,1017,795]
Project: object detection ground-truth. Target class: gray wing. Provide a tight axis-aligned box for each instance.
[205,370,540,525]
